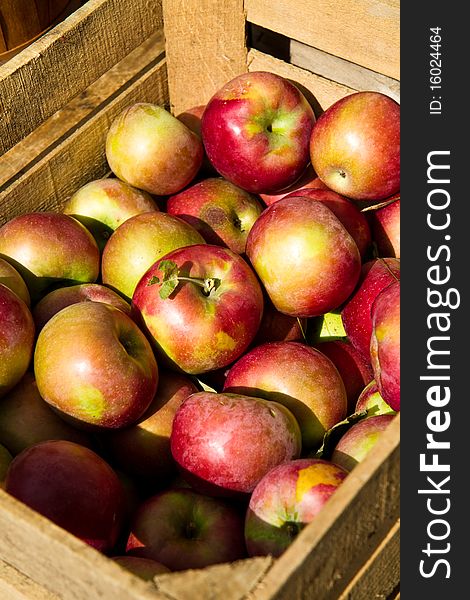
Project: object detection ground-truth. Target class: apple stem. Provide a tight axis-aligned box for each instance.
[147,260,221,299]
[176,275,220,296]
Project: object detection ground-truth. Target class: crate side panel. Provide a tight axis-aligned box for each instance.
[245,0,399,80]
[162,0,247,115]
[0,0,163,154]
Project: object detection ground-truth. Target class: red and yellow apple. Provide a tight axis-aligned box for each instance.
[368,196,400,258]
[0,257,30,306]
[355,380,395,418]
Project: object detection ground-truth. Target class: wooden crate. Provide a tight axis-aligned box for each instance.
[0,0,400,598]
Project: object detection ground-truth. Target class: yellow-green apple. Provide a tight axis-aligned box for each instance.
[0,257,30,306]
[5,440,125,552]
[201,71,316,194]
[246,196,361,317]
[0,443,12,488]
[132,244,264,374]
[34,302,158,430]
[104,370,198,486]
[0,372,94,455]
[63,178,159,251]
[310,92,400,201]
[170,391,301,496]
[245,458,347,557]
[176,104,216,176]
[126,487,247,570]
[166,177,264,254]
[0,212,100,302]
[283,187,371,258]
[33,283,131,331]
[105,103,203,196]
[355,380,396,418]
[112,556,170,580]
[331,414,396,471]
[312,340,373,414]
[101,211,206,302]
[341,257,400,359]
[368,195,400,258]
[224,341,347,452]
[0,284,35,398]
[370,280,400,411]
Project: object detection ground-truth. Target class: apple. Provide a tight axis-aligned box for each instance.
[223,341,347,451]
[331,414,396,471]
[368,196,400,258]
[370,280,400,411]
[34,302,158,430]
[0,372,94,455]
[33,283,131,331]
[246,196,361,317]
[283,187,371,258]
[0,256,30,306]
[355,380,395,418]
[166,177,264,254]
[104,370,198,485]
[0,443,12,488]
[0,284,35,398]
[101,211,206,302]
[341,257,400,359]
[132,244,264,374]
[5,440,125,552]
[112,556,170,580]
[105,103,203,196]
[0,212,100,302]
[307,309,346,344]
[176,104,216,175]
[170,391,301,496]
[245,458,348,557]
[309,91,400,201]
[253,296,307,345]
[63,177,159,251]
[201,71,316,194]
[312,340,373,414]
[258,164,320,206]
[126,487,247,570]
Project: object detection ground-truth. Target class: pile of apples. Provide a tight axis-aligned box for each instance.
[0,71,400,577]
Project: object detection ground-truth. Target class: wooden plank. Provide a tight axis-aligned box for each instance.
[162,0,247,115]
[250,415,400,600]
[245,0,399,80]
[0,560,59,600]
[0,0,163,154]
[0,47,168,225]
[338,520,400,600]
[247,49,357,115]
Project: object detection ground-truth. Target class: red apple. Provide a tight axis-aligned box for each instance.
[112,556,170,580]
[105,103,203,196]
[101,211,206,302]
[245,458,347,557]
[224,341,347,451]
[34,302,158,430]
[258,164,320,206]
[331,414,396,471]
[201,71,315,194]
[63,177,159,251]
[246,196,361,317]
[370,281,400,411]
[33,283,131,331]
[0,443,12,488]
[0,212,100,302]
[170,391,301,495]
[312,340,373,414]
[126,487,247,570]
[176,104,216,175]
[283,187,371,258]
[254,297,307,345]
[0,372,94,455]
[368,196,400,258]
[0,256,30,306]
[166,177,264,254]
[0,284,35,398]
[341,257,400,360]
[5,440,125,552]
[104,370,198,485]
[310,91,400,201]
[132,244,264,374]
[355,380,395,417]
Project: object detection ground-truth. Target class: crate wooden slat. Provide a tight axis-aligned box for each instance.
[0,0,163,155]
[245,0,400,80]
